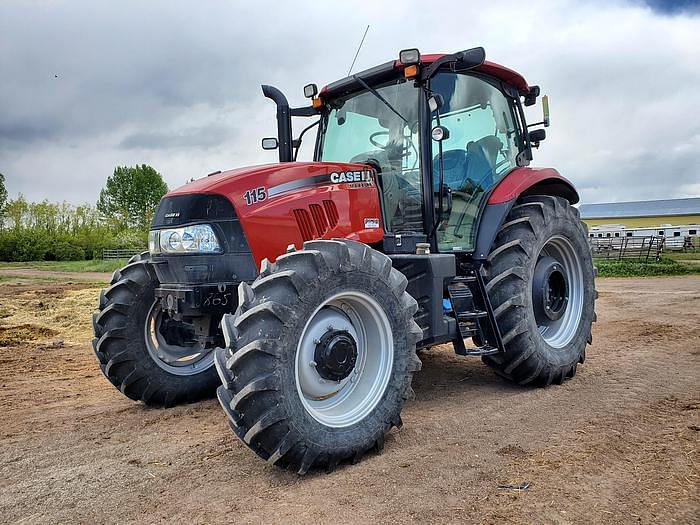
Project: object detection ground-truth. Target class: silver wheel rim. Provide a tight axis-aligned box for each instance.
[295,291,394,428]
[144,302,215,375]
[535,236,584,348]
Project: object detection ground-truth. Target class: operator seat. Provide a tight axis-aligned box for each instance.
[473,135,503,172]
[432,144,494,194]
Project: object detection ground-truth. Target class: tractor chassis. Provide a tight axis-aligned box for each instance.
[390,254,505,356]
[147,250,506,358]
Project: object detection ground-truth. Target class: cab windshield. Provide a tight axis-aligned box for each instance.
[319,79,422,232]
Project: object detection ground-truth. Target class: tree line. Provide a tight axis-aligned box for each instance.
[0,165,168,261]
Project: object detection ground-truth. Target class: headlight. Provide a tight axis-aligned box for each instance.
[149,224,223,254]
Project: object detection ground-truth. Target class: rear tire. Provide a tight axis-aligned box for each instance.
[92,252,220,406]
[482,195,596,385]
[215,239,422,474]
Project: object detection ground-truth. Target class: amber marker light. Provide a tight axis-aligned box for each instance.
[404,65,418,78]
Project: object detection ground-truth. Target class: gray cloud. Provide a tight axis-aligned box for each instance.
[119,125,232,150]
[0,0,698,205]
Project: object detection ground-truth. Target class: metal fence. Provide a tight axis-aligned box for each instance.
[589,235,664,262]
[102,248,144,260]
[681,236,700,252]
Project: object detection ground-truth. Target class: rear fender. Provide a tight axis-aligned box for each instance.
[487,167,579,205]
[473,167,579,260]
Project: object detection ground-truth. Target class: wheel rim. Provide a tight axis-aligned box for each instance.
[532,236,584,348]
[295,291,394,428]
[144,302,215,375]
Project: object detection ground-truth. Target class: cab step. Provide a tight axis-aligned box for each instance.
[457,310,487,321]
[447,268,505,357]
[454,345,500,357]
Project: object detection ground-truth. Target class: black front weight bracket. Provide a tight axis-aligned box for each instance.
[155,282,238,318]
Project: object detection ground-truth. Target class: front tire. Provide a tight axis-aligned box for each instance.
[215,240,422,474]
[482,195,596,385]
[92,253,220,406]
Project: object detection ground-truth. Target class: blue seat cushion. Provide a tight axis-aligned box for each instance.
[433,146,493,192]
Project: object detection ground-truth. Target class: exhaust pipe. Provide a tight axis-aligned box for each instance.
[262,85,293,163]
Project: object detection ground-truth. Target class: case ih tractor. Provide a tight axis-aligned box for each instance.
[93,47,596,474]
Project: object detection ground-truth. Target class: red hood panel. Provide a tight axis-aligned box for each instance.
[167,162,384,266]
[169,161,372,198]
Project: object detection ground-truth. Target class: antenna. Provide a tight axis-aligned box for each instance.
[347,25,370,76]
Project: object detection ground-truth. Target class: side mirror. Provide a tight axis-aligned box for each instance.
[303,83,318,98]
[542,95,550,127]
[261,137,279,150]
[428,94,444,113]
[528,129,546,147]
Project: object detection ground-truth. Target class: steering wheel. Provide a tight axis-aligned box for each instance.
[369,131,390,149]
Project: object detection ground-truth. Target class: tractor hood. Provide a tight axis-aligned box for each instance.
[167,161,375,203]
[165,161,384,265]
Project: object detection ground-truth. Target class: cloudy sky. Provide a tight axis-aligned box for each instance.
[1,0,699,206]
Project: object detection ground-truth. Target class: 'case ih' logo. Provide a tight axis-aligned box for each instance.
[330,170,372,184]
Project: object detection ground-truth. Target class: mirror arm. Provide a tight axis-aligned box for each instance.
[290,106,319,117]
[293,119,320,161]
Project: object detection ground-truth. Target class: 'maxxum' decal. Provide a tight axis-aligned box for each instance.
[266,170,374,198]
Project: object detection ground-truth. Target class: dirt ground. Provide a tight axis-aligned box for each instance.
[0,274,698,524]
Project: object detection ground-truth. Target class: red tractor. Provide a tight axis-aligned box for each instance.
[93,47,596,473]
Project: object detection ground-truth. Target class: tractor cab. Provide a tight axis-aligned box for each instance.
[265,47,547,254]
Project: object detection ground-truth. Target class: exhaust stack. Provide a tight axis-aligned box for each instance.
[261,85,293,163]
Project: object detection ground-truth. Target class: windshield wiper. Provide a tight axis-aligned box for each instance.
[352,75,408,124]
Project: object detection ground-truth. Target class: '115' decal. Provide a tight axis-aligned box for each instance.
[243,187,267,205]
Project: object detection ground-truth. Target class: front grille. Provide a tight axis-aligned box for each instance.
[152,194,236,227]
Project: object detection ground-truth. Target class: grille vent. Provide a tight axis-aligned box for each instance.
[323,200,339,228]
[309,204,328,236]
[293,208,315,241]
[293,200,340,241]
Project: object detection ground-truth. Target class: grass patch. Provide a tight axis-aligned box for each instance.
[0,259,128,273]
[595,256,700,277]
[663,251,700,261]
[0,274,65,284]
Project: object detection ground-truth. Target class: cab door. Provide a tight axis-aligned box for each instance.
[429,73,522,252]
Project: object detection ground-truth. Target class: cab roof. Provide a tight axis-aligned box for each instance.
[321,52,530,99]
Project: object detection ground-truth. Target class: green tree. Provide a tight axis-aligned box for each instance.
[0,173,8,228]
[4,194,28,230]
[97,165,168,230]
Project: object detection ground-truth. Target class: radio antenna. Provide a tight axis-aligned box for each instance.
[347,25,370,76]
